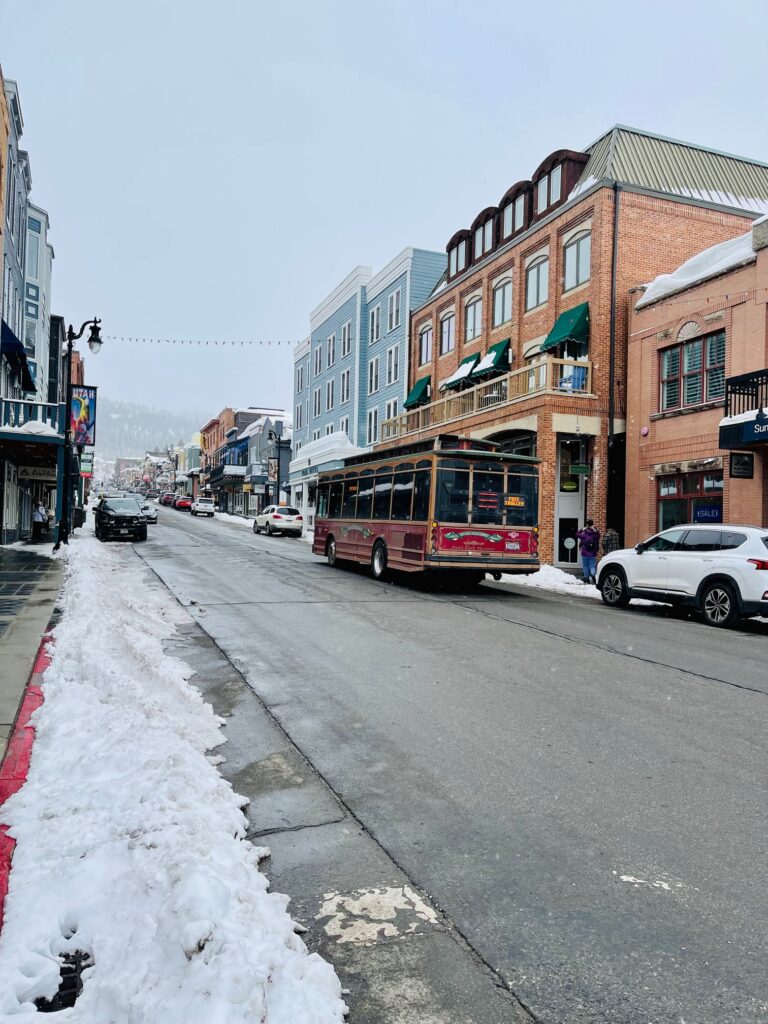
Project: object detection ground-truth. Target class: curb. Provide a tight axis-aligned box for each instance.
[0,634,52,931]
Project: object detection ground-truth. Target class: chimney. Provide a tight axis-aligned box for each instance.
[752,214,768,252]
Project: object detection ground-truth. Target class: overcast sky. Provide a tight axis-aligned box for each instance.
[2,0,766,417]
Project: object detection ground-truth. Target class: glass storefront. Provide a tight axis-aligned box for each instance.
[657,470,723,530]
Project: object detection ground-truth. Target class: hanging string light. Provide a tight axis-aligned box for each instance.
[103,335,301,346]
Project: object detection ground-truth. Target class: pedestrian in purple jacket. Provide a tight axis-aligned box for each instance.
[576,519,601,584]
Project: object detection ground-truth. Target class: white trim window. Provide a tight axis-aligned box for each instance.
[457,240,467,272]
[385,398,398,421]
[339,415,349,436]
[525,257,549,310]
[465,297,482,342]
[367,408,378,445]
[313,345,322,376]
[564,231,591,291]
[440,313,455,355]
[312,429,321,441]
[296,365,304,393]
[340,368,350,403]
[537,165,562,214]
[492,279,512,327]
[419,324,432,365]
[327,333,336,367]
[449,248,457,276]
[386,345,399,385]
[325,423,334,436]
[369,305,381,344]
[368,356,380,395]
[295,403,303,429]
[387,289,401,331]
[341,320,352,356]
[326,378,334,411]
[312,387,321,417]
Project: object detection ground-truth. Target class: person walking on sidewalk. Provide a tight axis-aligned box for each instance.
[576,519,601,584]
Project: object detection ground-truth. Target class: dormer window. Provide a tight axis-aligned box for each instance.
[447,234,469,279]
[457,240,467,272]
[536,164,562,214]
[474,218,494,260]
[501,190,528,239]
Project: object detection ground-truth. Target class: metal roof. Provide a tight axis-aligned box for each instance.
[571,126,768,214]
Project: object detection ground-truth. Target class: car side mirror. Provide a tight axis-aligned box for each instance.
[635,542,645,554]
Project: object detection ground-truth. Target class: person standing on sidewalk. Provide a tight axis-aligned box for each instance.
[576,519,601,584]
[602,526,621,555]
[31,503,47,542]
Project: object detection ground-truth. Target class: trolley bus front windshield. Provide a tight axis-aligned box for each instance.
[435,459,537,527]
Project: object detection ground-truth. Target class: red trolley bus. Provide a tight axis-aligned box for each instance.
[312,434,539,582]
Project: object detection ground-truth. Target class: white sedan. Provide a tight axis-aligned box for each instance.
[597,523,768,627]
[253,505,303,536]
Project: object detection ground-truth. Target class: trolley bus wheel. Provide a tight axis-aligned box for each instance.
[371,541,388,580]
[326,535,338,567]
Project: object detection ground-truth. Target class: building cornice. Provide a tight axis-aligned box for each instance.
[310,266,372,331]
[366,247,414,301]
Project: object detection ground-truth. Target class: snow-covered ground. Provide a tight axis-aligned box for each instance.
[214,510,254,529]
[0,531,346,1023]
[500,564,600,599]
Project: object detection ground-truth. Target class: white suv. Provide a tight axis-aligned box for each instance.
[598,524,768,628]
[191,496,216,517]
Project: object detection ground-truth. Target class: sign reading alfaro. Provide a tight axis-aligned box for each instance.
[71,385,98,446]
[19,465,57,482]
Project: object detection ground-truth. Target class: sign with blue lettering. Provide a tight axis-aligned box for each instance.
[693,503,723,523]
[719,414,768,448]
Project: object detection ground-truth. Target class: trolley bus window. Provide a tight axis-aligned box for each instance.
[373,474,393,519]
[329,481,344,518]
[357,475,374,519]
[316,485,329,519]
[391,472,414,520]
[504,473,537,526]
[412,470,430,522]
[342,479,358,518]
[436,468,470,523]
[471,471,504,525]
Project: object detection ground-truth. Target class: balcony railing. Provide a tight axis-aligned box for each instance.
[724,369,768,418]
[382,357,592,442]
[0,399,65,435]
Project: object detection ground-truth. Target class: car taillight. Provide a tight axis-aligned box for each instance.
[273,514,282,519]
[296,515,303,520]
[748,558,768,570]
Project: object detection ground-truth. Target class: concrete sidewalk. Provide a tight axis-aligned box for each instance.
[0,547,63,757]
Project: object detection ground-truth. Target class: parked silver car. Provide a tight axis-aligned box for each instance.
[253,505,303,536]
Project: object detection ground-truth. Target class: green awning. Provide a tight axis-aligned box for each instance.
[403,375,431,409]
[440,354,479,391]
[471,338,510,379]
[541,302,589,353]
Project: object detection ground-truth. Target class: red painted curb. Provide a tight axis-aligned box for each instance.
[0,631,52,932]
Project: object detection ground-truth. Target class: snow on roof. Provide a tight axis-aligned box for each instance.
[636,230,756,309]
[289,431,366,475]
[1,420,60,437]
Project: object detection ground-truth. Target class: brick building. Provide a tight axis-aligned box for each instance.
[380,126,768,567]
[626,219,768,542]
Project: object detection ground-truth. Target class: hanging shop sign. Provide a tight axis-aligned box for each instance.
[70,386,98,446]
[80,452,94,478]
[729,452,754,479]
[268,457,279,482]
[18,465,57,482]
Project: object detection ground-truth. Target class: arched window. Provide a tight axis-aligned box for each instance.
[564,230,591,291]
[492,279,512,327]
[465,297,482,342]
[525,256,549,311]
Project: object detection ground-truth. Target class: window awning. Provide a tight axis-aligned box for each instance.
[440,354,479,391]
[1,320,35,393]
[471,338,510,379]
[541,302,589,353]
[403,375,431,410]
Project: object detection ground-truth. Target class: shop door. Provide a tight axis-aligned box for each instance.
[555,437,586,567]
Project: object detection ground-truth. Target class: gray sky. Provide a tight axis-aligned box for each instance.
[3,0,766,416]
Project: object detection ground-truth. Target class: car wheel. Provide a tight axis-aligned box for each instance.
[371,540,387,580]
[700,580,738,628]
[600,568,630,608]
[326,535,338,567]
[266,523,273,536]
[253,520,259,533]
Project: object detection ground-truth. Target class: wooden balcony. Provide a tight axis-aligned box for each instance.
[0,399,66,438]
[382,357,593,442]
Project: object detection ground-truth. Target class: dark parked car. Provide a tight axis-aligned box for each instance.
[160,493,176,506]
[94,497,147,542]
[173,496,192,511]
[146,490,160,500]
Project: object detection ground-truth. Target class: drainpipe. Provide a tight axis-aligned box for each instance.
[608,182,622,445]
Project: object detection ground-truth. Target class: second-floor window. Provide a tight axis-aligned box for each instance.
[295,404,303,429]
[313,346,322,376]
[465,298,482,342]
[419,325,432,365]
[525,256,549,311]
[369,305,381,344]
[326,379,334,410]
[339,415,349,436]
[342,320,351,356]
[440,313,455,355]
[341,368,350,403]
[296,365,304,393]
[367,408,378,445]
[492,279,512,327]
[313,388,321,417]
[564,231,591,291]
[327,333,336,367]
[385,398,398,420]
[368,356,379,394]
[660,331,726,411]
[388,289,401,331]
[386,345,399,385]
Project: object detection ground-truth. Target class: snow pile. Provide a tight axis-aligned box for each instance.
[214,510,254,528]
[501,563,600,599]
[0,534,346,1023]
[636,230,755,308]
[2,420,60,437]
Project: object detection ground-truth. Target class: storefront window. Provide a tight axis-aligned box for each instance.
[559,438,583,493]
[657,471,723,530]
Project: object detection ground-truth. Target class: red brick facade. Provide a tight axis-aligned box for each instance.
[626,225,768,543]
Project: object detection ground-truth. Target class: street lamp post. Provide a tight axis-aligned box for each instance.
[54,317,102,550]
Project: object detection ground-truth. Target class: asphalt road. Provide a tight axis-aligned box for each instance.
[140,508,768,1024]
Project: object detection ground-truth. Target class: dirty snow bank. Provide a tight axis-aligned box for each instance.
[214,510,253,528]
[0,534,346,1023]
[500,563,600,598]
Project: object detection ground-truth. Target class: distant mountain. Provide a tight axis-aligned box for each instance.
[94,397,205,461]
